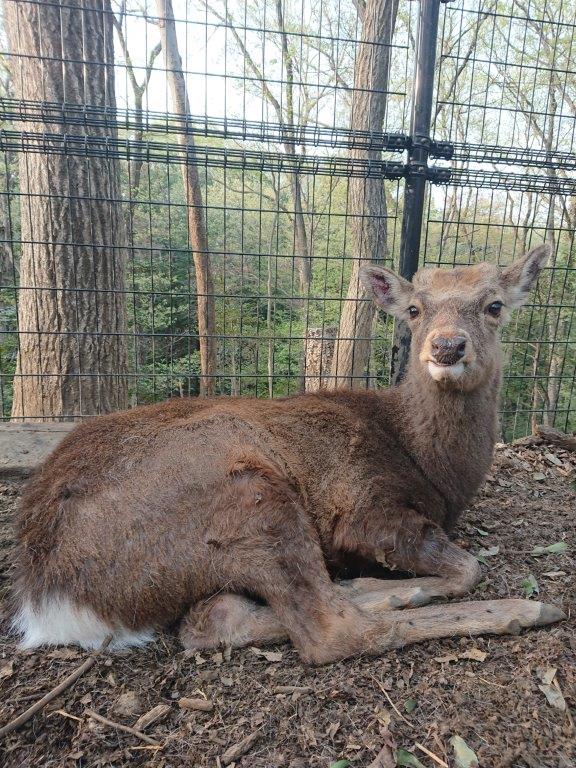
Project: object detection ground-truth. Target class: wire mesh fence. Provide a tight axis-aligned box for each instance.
[0,0,574,439]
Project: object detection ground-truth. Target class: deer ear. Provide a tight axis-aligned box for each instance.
[360,264,414,318]
[499,243,551,309]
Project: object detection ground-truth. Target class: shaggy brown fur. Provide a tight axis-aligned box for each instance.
[13,244,564,664]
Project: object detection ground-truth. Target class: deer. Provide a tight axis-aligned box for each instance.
[12,243,565,665]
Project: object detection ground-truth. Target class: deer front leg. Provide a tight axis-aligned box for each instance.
[334,505,483,608]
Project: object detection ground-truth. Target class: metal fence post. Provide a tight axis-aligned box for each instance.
[390,0,443,385]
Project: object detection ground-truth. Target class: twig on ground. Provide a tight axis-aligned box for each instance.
[415,741,449,767]
[0,635,113,739]
[372,676,413,728]
[85,708,160,746]
[52,709,83,723]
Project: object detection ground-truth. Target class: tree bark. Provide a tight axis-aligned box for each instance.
[6,0,128,421]
[155,0,217,397]
[329,0,399,389]
[304,327,337,391]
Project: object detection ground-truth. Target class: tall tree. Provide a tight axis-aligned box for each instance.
[6,0,128,421]
[155,0,217,396]
[329,0,399,389]
[112,1,162,222]
[198,0,315,299]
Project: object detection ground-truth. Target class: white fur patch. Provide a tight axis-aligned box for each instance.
[13,596,154,651]
[428,361,465,381]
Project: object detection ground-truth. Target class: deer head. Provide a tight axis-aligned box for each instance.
[361,244,551,392]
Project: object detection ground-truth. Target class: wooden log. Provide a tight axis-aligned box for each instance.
[0,423,75,477]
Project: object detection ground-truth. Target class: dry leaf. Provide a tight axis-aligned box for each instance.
[459,648,487,662]
[544,452,563,467]
[450,735,479,768]
[538,668,567,711]
[367,736,396,768]
[47,648,80,660]
[250,647,283,662]
[114,690,142,717]
[326,721,341,738]
[395,748,426,768]
[0,661,14,680]
[434,653,459,663]
[478,545,500,557]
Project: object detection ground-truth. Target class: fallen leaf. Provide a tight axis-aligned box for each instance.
[539,667,557,685]
[459,648,487,662]
[404,698,417,713]
[250,647,283,662]
[113,690,142,717]
[329,761,350,768]
[544,452,563,467]
[521,574,539,597]
[47,648,80,660]
[478,545,500,557]
[542,570,566,577]
[326,721,341,738]
[133,703,172,731]
[395,748,426,768]
[538,683,567,710]
[450,735,479,768]
[367,739,396,768]
[434,653,459,663]
[532,472,546,481]
[531,541,568,557]
[0,661,14,680]
[537,668,567,711]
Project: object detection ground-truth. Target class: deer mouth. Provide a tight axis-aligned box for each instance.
[427,360,466,381]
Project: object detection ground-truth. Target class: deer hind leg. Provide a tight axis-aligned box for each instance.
[181,464,375,664]
[180,593,286,651]
[179,585,565,661]
[180,485,564,664]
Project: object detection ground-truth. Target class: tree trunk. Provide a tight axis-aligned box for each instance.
[6,0,128,421]
[155,0,217,397]
[275,0,311,296]
[304,327,337,391]
[329,0,399,389]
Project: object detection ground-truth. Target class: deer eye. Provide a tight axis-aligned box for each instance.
[408,306,420,319]
[487,301,503,318]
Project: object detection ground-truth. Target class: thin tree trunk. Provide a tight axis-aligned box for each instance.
[6,0,128,421]
[275,0,311,295]
[155,0,217,396]
[304,327,337,391]
[329,0,399,389]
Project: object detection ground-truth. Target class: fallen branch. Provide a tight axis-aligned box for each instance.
[85,708,160,746]
[535,425,576,452]
[512,425,576,452]
[0,635,112,739]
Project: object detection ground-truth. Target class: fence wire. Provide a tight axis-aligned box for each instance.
[0,0,574,439]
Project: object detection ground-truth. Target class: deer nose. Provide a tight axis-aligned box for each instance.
[430,335,467,365]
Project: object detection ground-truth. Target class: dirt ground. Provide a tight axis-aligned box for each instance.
[0,440,574,768]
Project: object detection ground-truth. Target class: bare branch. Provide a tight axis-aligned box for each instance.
[197,0,283,122]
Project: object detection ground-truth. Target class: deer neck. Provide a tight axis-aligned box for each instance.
[394,358,502,516]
